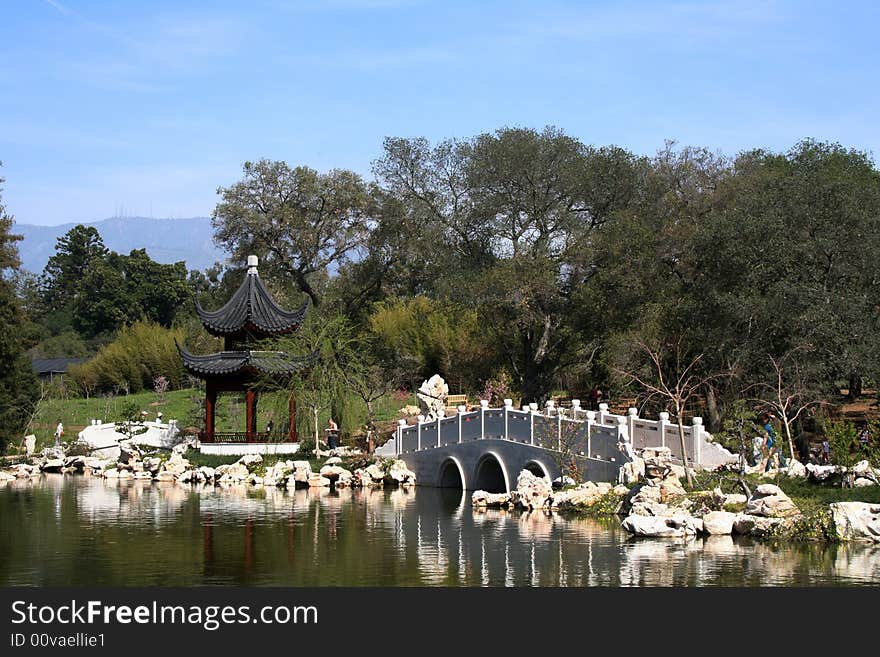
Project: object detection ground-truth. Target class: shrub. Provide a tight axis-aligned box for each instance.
[821,418,860,469]
[69,322,189,395]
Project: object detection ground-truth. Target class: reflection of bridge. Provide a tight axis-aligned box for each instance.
[379,400,734,492]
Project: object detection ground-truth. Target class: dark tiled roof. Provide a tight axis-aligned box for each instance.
[31,357,88,374]
[195,272,308,337]
[177,343,319,377]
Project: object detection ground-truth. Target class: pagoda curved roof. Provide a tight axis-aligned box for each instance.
[195,272,308,336]
[177,343,319,377]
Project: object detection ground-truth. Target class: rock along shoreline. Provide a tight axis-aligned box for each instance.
[471,448,880,544]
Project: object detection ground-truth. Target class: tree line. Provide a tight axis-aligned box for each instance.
[1,127,879,451]
[213,129,880,439]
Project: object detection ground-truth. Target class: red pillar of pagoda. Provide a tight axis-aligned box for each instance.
[204,380,217,443]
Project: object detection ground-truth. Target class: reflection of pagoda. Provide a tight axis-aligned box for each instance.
[178,255,315,444]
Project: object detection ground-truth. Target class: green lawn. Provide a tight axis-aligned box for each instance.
[27,388,200,451]
[24,386,421,453]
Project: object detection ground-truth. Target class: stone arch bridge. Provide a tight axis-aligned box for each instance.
[376,400,734,493]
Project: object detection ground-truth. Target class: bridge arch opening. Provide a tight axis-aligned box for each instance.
[438,458,465,489]
[524,460,550,480]
[473,453,509,493]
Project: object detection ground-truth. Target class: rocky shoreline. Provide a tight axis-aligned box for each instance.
[471,448,880,544]
[0,443,416,491]
[4,442,878,544]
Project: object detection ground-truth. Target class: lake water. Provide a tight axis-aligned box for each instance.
[1,474,878,586]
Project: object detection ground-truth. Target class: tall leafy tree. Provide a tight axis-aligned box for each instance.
[212,160,374,307]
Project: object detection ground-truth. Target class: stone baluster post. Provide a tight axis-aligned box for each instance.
[598,402,609,425]
[480,400,488,440]
[437,408,445,447]
[627,407,638,450]
[397,419,406,456]
[417,415,425,451]
[519,406,528,444]
[658,412,669,449]
[503,399,512,441]
[571,399,581,421]
[585,410,596,458]
[692,416,703,465]
[458,405,466,443]
[557,413,563,451]
[529,403,536,446]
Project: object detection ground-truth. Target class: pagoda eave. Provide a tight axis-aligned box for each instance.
[177,343,318,379]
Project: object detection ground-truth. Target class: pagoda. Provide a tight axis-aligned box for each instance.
[178,255,315,444]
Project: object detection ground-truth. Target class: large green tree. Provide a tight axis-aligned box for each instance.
[72,249,189,337]
[372,127,644,401]
[39,226,190,339]
[212,160,375,308]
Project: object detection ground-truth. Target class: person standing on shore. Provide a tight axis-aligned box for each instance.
[326,417,339,449]
[761,413,781,472]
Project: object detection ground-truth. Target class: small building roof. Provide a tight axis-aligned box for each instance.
[177,344,318,377]
[31,357,87,375]
[195,256,308,337]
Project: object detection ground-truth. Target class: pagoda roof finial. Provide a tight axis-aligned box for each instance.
[247,255,258,276]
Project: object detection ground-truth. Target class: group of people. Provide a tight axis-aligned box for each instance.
[751,413,875,469]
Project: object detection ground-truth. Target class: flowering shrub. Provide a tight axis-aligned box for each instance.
[153,375,169,401]
[481,369,513,406]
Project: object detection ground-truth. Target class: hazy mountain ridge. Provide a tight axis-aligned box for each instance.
[14,216,230,274]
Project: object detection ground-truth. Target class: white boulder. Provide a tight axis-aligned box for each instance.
[40,459,65,472]
[416,374,448,418]
[806,463,842,482]
[197,466,216,482]
[745,484,799,518]
[618,458,645,485]
[320,465,353,484]
[510,469,552,511]
[621,514,699,538]
[701,511,737,535]
[552,481,613,509]
[384,460,416,486]
[732,514,787,536]
[472,491,511,508]
[829,502,880,542]
[307,474,331,488]
[785,460,807,478]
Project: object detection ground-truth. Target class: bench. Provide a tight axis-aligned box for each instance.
[609,396,639,414]
[551,394,572,408]
[446,394,468,411]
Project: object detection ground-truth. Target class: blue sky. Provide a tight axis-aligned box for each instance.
[1,0,878,226]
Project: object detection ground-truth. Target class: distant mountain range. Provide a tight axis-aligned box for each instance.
[13,216,230,274]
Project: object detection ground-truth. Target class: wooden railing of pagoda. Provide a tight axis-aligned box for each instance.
[199,431,295,444]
